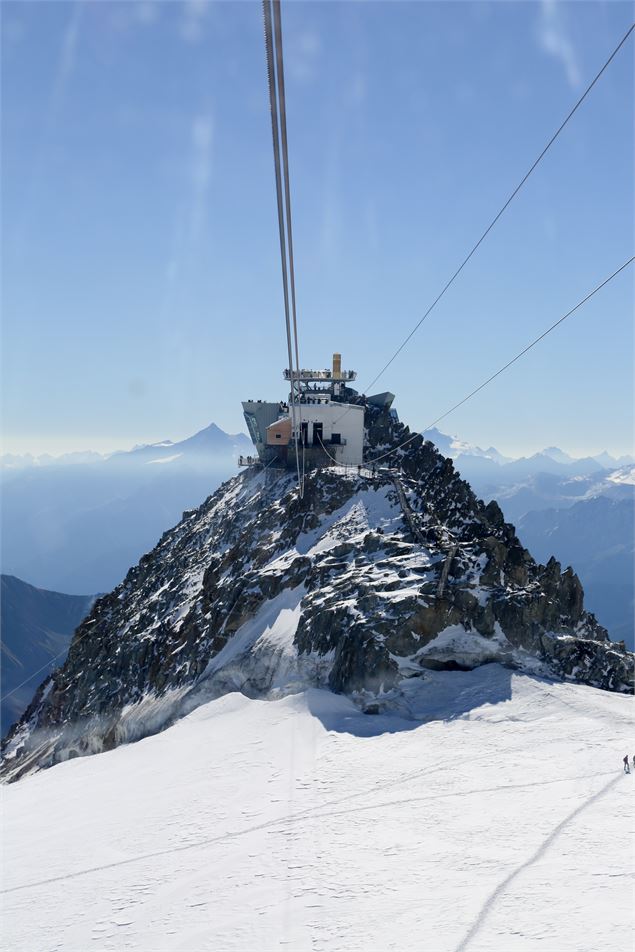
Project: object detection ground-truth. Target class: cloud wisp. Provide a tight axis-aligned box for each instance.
[181,0,209,45]
[538,0,581,89]
[188,113,214,244]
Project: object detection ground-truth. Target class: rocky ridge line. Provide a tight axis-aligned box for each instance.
[2,402,632,781]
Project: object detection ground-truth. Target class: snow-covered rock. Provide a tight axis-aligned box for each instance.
[2,402,632,781]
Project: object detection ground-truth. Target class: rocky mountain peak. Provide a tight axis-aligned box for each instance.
[2,401,632,782]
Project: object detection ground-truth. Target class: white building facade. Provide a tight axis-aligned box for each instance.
[265,398,364,466]
[243,354,366,469]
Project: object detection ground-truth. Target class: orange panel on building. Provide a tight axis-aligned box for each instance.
[266,417,292,446]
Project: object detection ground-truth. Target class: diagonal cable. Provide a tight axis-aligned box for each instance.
[367,256,634,465]
[361,23,635,396]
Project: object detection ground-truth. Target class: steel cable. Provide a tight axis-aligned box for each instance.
[262,0,303,496]
[361,23,635,397]
[367,257,634,466]
[272,0,301,382]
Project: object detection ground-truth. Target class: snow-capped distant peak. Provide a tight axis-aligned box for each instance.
[607,466,635,486]
[541,446,574,464]
[593,451,635,469]
[146,453,183,466]
[424,428,510,464]
[129,439,174,452]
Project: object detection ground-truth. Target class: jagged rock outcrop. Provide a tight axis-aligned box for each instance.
[2,403,632,781]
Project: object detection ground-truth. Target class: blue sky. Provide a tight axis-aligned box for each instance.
[2,0,633,457]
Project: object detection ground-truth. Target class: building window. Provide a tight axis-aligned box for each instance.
[331,432,341,445]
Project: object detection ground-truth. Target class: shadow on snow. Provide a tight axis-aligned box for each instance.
[302,662,558,737]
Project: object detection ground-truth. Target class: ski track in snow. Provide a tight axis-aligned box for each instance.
[2,667,633,952]
[3,769,618,898]
[454,774,622,951]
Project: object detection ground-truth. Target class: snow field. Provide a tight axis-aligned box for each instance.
[2,665,633,952]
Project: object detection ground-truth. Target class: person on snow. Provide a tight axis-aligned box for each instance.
[623,755,630,774]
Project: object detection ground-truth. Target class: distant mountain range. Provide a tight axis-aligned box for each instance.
[2,422,632,648]
[424,429,634,649]
[1,423,251,471]
[517,497,634,647]
[1,575,95,734]
[1,424,251,594]
[424,427,633,472]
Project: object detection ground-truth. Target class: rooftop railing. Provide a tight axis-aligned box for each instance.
[283,368,357,381]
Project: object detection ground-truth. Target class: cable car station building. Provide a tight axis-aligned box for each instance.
[242,353,389,469]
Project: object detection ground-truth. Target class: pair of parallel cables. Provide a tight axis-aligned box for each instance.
[314,254,634,470]
[262,0,304,497]
[327,21,634,456]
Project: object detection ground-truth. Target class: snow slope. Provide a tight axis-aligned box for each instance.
[2,666,632,952]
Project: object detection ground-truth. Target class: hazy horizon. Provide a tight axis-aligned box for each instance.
[2,417,633,463]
